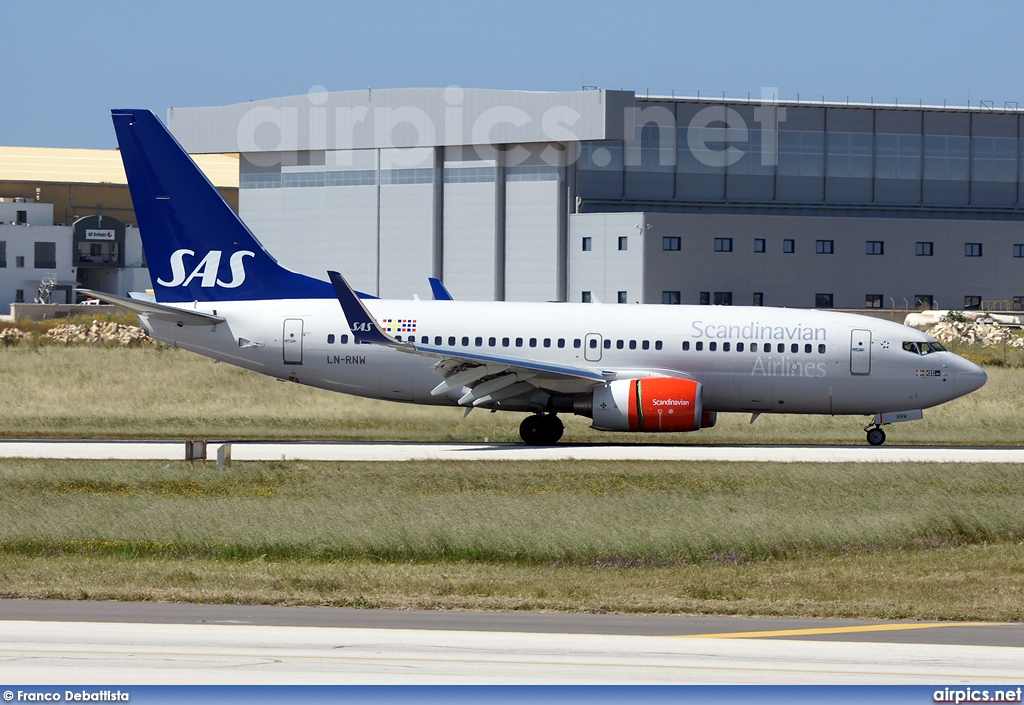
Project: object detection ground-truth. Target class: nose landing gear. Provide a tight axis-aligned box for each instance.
[865,424,886,446]
[519,413,564,446]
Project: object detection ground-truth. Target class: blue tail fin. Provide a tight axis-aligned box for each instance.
[112,109,333,302]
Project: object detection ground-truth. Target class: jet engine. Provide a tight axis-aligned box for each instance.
[590,377,707,432]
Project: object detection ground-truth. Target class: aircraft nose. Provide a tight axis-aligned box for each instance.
[954,358,987,398]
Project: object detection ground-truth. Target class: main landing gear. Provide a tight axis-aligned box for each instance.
[519,413,564,446]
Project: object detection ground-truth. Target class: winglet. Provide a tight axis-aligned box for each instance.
[428,277,454,301]
[328,270,402,346]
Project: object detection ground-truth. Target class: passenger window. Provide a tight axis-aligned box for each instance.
[448,336,456,346]
[603,339,611,349]
[804,343,812,353]
[328,334,335,344]
[516,337,524,347]
[462,336,469,346]
[557,339,565,348]
[737,342,744,352]
[791,343,799,353]
[818,344,826,354]
[475,337,483,346]
[723,342,731,352]
[777,343,785,353]
[696,341,703,351]
[502,337,510,347]
[709,342,717,352]
[589,339,597,348]
[682,341,690,351]
[488,337,496,346]
[543,338,551,348]
[573,339,581,349]
[642,340,650,350]
[629,340,636,350]
[529,338,537,347]
[341,334,349,344]
[422,336,429,344]
[750,342,757,352]
[655,341,663,350]
[616,340,624,349]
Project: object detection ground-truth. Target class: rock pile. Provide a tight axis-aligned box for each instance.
[926,314,1024,349]
[0,328,33,345]
[42,320,153,346]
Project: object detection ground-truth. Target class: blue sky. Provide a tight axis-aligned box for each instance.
[4,0,1023,149]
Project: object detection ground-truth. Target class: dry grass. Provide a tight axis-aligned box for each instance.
[1,345,1021,444]
[2,458,1024,619]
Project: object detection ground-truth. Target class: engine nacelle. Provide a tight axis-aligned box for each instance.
[591,377,704,432]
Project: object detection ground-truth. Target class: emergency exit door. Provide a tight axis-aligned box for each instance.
[850,329,871,375]
[283,318,304,364]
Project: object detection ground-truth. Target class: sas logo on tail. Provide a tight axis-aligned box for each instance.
[158,249,255,288]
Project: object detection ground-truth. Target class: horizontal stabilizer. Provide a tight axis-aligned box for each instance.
[77,288,225,326]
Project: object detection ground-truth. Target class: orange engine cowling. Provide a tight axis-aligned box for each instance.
[591,378,704,432]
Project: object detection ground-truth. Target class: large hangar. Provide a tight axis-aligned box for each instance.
[168,88,1024,310]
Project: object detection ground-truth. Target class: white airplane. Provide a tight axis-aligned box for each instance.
[84,109,988,447]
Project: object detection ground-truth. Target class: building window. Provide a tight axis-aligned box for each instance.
[582,291,592,303]
[865,294,883,308]
[714,238,733,252]
[16,210,27,225]
[965,243,982,257]
[866,241,884,255]
[815,293,834,308]
[754,238,765,253]
[964,296,982,310]
[34,242,56,269]
[617,291,627,304]
[662,236,681,251]
[581,237,592,252]
[15,289,24,303]
[16,256,25,268]
[618,236,628,251]
[916,242,934,256]
[915,295,934,309]
[1015,244,1024,258]
[1013,296,1024,310]
[783,239,795,254]
[752,292,763,306]
[713,292,732,305]
[699,291,710,305]
[816,240,834,254]
[0,241,5,268]
[662,291,680,305]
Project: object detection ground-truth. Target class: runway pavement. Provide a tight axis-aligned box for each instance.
[1,439,1023,462]
[1,601,1022,684]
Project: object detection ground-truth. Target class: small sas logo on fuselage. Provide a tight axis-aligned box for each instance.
[157,249,255,288]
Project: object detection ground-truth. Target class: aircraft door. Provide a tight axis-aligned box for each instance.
[283,318,304,365]
[584,333,603,362]
[850,329,871,375]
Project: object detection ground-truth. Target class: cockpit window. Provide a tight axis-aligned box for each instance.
[903,340,946,355]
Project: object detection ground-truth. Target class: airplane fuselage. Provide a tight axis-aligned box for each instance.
[140,299,984,419]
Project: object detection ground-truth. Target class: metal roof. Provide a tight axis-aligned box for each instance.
[0,146,238,187]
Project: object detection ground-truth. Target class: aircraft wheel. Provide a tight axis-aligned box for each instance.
[544,415,564,444]
[520,414,563,446]
[866,428,886,446]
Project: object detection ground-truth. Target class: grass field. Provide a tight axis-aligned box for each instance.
[2,458,1024,620]
[2,345,1023,444]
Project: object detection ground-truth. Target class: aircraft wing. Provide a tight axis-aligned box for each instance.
[328,271,607,407]
[76,288,225,326]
